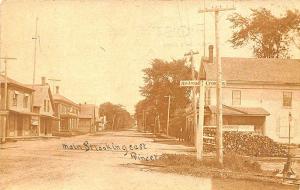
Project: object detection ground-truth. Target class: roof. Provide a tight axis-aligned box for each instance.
[26,84,54,108]
[79,104,98,119]
[200,57,300,84]
[207,105,270,116]
[53,94,79,107]
[0,75,34,91]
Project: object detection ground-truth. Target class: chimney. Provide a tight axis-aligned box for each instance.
[56,86,59,94]
[209,45,214,63]
[41,77,46,85]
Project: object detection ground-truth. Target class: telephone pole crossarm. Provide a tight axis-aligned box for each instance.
[184,51,199,57]
[198,7,235,13]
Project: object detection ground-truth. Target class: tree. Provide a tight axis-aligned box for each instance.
[137,58,194,133]
[99,102,133,130]
[293,28,300,49]
[228,8,300,58]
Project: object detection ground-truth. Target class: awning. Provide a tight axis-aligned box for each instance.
[207,105,270,116]
[0,110,9,115]
[40,114,59,120]
[9,109,39,116]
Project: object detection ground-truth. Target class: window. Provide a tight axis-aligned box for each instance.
[283,92,292,107]
[23,95,29,108]
[62,105,66,113]
[232,90,241,105]
[205,88,211,105]
[44,100,47,112]
[47,100,50,112]
[12,93,18,106]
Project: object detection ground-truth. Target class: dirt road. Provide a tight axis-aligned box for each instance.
[0,129,298,190]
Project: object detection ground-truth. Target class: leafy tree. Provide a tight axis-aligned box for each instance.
[99,102,133,130]
[293,28,300,49]
[137,58,194,133]
[228,8,300,58]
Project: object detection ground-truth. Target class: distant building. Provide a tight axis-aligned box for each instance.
[97,116,107,131]
[78,103,99,133]
[186,46,300,144]
[53,86,79,133]
[0,75,37,140]
[30,77,56,136]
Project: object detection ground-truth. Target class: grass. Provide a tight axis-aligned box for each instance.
[141,152,293,184]
[148,152,262,173]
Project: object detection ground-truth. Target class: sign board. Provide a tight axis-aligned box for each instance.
[180,80,201,87]
[180,80,226,87]
[206,80,226,87]
[31,116,39,126]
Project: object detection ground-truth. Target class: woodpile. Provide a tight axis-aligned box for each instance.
[223,132,287,157]
[204,130,287,157]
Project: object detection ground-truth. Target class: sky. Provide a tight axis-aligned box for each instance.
[0,0,300,113]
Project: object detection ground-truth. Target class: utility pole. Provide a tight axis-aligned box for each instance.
[144,110,147,132]
[164,95,175,136]
[184,50,199,145]
[165,95,171,136]
[199,5,235,165]
[155,99,161,134]
[31,17,40,116]
[112,114,116,131]
[142,109,145,132]
[0,57,17,143]
[32,17,39,87]
[203,0,206,57]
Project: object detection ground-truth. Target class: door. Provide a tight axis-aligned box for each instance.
[40,118,45,135]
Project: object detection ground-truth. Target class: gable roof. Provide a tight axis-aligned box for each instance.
[28,84,54,109]
[0,75,34,91]
[53,94,79,107]
[200,57,300,84]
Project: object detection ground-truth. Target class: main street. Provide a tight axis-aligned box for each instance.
[0,128,297,190]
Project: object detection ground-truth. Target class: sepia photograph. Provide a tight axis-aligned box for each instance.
[1,0,300,189]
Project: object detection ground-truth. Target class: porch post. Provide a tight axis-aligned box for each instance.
[1,114,7,143]
[58,116,61,132]
[37,116,41,136]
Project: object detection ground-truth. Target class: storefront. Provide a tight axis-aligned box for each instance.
[40,116,54,136]
[6,111,39,137]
